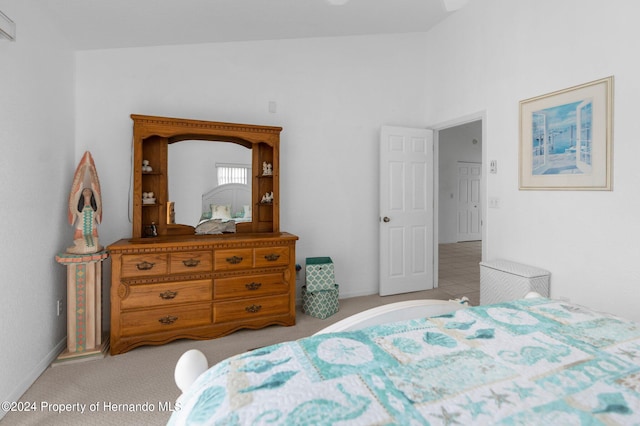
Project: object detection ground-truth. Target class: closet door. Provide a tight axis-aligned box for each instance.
[456,161,481,242]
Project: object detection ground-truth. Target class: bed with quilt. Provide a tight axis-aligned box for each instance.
[168,297,640,425]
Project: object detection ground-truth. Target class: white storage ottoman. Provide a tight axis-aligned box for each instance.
[480,259,550,305]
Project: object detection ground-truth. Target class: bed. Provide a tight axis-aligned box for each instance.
[195,183,251,234]
[168,297,640,425]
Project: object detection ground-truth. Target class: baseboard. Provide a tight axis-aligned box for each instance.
[0,337,66,420]
[336,289,377,299]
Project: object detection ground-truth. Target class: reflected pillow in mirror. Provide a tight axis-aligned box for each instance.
[243,205,252,219]
[211,204,232,220]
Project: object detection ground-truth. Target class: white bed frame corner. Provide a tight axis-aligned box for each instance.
[314,299,468,335]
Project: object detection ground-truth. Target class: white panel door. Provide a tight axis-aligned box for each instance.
[379,126,434,296]
[456,161,481,242]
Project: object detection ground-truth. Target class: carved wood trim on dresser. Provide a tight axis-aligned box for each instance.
[108,232,298,355]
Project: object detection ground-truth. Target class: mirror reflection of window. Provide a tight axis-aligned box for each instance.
[168,141,251,226]
[217,163,250,185]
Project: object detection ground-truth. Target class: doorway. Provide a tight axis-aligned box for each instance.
[435,119,484,300]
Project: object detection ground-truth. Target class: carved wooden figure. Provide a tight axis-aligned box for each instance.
[67,151,103,254]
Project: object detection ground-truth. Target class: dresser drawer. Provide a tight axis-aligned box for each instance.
[170,251,212,274]
[120,303,211,337]
[254,246,290,268]
[121,279,212,310]
[121,253,168,277]
[214,248,253,271]
[214,294,290,323]
[214,273,287,300]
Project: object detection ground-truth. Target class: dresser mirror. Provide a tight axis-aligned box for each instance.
[168,140,252,227]
[131,115,281,238]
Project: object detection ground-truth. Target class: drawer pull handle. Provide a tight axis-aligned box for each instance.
[136,261,155,270]
[245,304,262,313]
[158,315,178,325]
[226,256,243,264]
[159,290,178,300]
[182,258,200,267]
[245,282,262,291]
[264,253,281,262]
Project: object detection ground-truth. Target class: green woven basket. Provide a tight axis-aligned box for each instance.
[302,284,339,319]
[305,257,336,292]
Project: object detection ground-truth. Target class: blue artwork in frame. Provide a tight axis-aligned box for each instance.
[520,76,613,190]
[531,100,590,175]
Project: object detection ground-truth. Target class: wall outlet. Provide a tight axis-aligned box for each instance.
[57,299,63,316]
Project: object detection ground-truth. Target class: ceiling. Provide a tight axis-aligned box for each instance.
[35,0,466,50]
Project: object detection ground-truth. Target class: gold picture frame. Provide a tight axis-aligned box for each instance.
[519,76,613,190]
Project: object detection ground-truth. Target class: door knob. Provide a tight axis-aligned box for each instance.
[383,216,390,222]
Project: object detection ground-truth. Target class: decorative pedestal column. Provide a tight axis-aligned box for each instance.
[55,250,109,362]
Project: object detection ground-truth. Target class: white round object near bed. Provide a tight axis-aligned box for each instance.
[174,349,208,394]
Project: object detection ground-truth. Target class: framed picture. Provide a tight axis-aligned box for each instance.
[167,201,175,224]
[519,76,613,190]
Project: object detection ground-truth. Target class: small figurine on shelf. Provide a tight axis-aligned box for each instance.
[142,160,153,173]
[262,161,273,176]
[144,222,158,238]
[261,191,274,204]
[142,191,156,204]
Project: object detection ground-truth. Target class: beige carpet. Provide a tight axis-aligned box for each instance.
[2,288,458,425]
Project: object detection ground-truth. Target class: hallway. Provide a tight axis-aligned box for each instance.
[437,241,481,305]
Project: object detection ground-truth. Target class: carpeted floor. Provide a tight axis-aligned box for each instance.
[3,242,480,425]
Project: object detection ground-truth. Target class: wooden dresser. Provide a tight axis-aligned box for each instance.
[109,115,298,355]
[109,232,297,355]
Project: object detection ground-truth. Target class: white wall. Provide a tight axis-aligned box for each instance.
[438,121,482,243]
[0,1,75,414]
[424,0,640,320]
[75,33,431,300]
